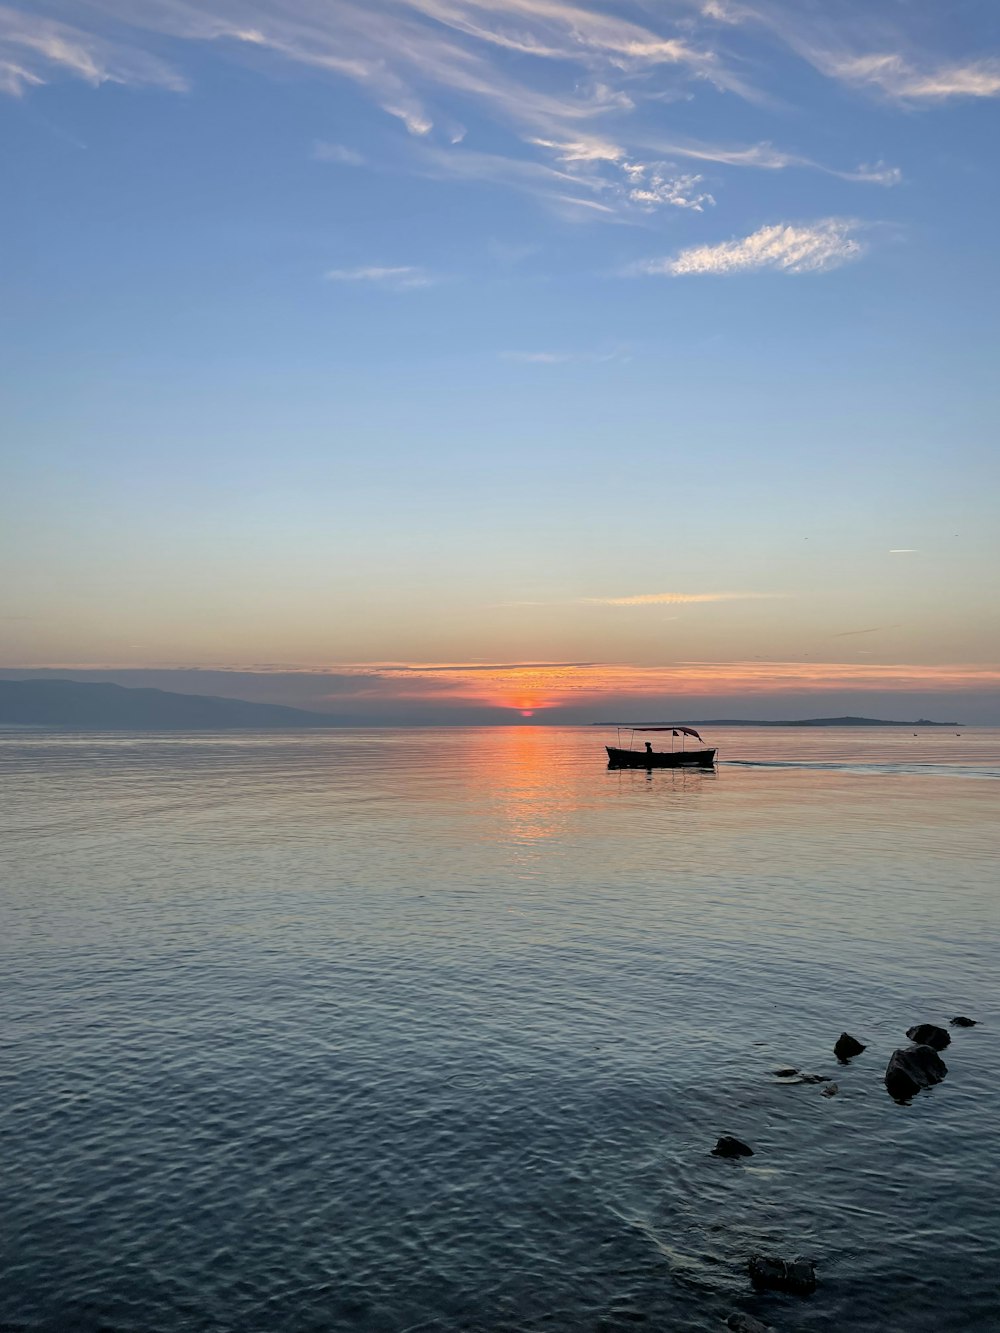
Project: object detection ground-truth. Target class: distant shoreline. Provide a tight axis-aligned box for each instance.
[0,682,972,730]
[593,716,963,728]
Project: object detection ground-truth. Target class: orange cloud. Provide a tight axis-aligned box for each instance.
[582,591,788,605]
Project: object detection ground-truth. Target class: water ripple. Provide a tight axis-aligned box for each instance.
[1,727,998,1331]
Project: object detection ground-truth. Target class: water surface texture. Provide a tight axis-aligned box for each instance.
[2,726,999,1332]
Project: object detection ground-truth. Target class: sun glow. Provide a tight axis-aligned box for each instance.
[339,660,1000,714]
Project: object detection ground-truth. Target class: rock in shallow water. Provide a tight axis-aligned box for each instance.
[906,1023,950,1050]
[712,1135,754,1158]
[885,1045,948,1100]
[727,1314,773,1332]
[748,1255,817,1295]
[834,1032,866,1061]
[772,1067,831,1084]
[951,1015,977,1027]
[821,1082,839,1097]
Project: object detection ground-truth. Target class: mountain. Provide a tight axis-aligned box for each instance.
[0,679,337,730]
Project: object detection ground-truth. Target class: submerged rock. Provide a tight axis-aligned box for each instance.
[906,1024,951,1051]
[712,1136,754,1159]
[773,1068,830,1085]
[727,1314,772,1332]
[885,1045,948,1100]
[748,1255,817,1296]
[834,1032,866,1061]
[821,1082,839,1097]
[951,1015,977,1027]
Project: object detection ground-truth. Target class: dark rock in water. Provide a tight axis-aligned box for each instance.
[951,1015,977,1027]
[885,1045,948,1100]
[834,1032,866,1061]
[906,1023,950,1050]
[748,1254,817,1296]
[773,1068,830,1085]
[821,1082,839,1097]
[712,1135,754,1158]
[727,1314,772,1332]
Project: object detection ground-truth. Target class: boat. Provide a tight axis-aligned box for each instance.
[606,725,716,769]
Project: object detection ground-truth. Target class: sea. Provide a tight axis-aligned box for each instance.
[1,725,998,1333]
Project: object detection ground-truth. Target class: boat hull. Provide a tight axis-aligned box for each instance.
[606,746,716,769]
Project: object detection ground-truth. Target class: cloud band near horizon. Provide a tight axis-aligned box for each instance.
[3,661,998,717]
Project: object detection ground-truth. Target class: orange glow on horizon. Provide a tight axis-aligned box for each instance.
[352,660,1000,711]
[26,657,998,713]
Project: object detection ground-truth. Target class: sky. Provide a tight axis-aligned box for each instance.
[1,0,999,722]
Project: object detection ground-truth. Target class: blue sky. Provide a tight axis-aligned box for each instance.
[1,0,999,720]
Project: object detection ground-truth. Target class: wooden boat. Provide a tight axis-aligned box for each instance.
[605,725,716,769]
[606,744,716,769]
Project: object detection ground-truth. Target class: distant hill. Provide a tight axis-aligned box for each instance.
[0,679,336,730]
[595,716,962,727]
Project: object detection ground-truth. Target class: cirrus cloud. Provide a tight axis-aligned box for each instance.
[325,264,437,289]
[584,591,788,605]
[631,218,866,277]
[1,0,919,225]
[0,3,185,96]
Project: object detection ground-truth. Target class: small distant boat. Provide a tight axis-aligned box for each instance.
[606,725,716,769]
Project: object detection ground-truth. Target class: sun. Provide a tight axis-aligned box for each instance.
[520,709,534,718]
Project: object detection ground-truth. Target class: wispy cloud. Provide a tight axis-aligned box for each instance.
[636,134,901,188]
[845,162,902,186]
[584,591,788,605]
[0,4,185,96]
[413,142,619,217]
[313,142,365,166]
[401,0,745,91]
[695,0,1000,104]
[325,265,436,289]
[631,219,866,277]
[889,548,917,554]
[502,350,575,364]
[501,348,627,364]
[831,625,901,637]
[803,50,1000,104]
[5,0,916,224]
[384,660,594,673]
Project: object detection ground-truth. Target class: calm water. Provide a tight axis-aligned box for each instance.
[2,726,998,1333]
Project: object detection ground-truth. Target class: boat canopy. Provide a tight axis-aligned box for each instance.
[631,725,704,740]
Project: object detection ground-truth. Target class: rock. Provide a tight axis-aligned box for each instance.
[834,1032,866,1061]
[727,1315,772,1332]
[712,1135,754,1158]
[885,1045,948,1100]
[748,1254,817,1296]
[951,1015,977,1027]
[773,1068,829,1085]
[821,1082,839,1097]
[906,1024,950,1051]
